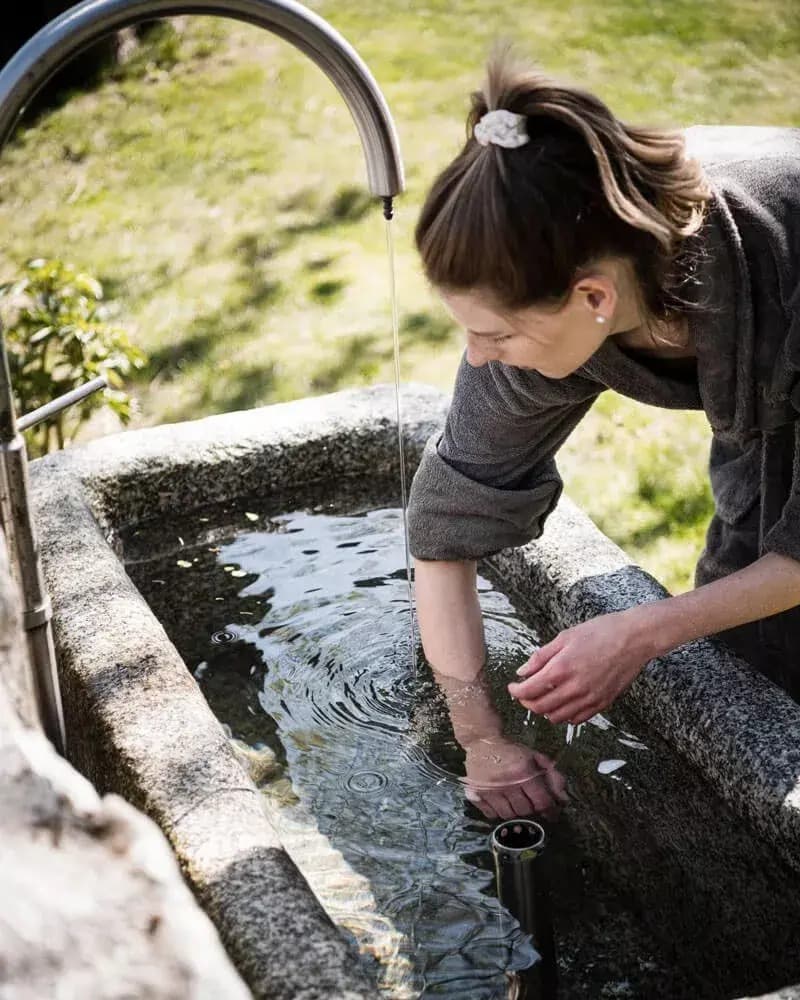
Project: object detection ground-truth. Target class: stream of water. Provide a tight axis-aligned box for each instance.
[385,214,417,672]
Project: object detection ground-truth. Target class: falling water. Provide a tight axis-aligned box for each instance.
[384,201,417,669]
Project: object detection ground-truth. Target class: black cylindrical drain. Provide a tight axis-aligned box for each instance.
[491,819,558,999]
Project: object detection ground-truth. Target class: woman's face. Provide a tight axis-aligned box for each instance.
[439,285,612,379]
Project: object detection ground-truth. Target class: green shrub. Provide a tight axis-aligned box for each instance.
[0,259,146,456]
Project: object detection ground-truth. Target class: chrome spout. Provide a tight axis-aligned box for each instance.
[0,0,404,197]
[0,0,404,754]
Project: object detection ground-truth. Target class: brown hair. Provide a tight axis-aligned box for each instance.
[415,46,711,325]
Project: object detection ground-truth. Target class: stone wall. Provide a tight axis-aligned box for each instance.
[22,383,800,999]
[0,531,252,1000]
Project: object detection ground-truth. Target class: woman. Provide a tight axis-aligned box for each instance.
[407,47,800,727]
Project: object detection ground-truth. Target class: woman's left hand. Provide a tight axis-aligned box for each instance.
[507,607,658,725]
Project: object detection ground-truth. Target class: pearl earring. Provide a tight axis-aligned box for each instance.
[595,315,606,325]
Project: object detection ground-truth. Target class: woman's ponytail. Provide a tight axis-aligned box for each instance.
[416,44,710,319]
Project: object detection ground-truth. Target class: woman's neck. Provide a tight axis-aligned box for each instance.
[614,319,697,358]
[607,258,645,335]
[614,318,695,358]
[608,258,695,358]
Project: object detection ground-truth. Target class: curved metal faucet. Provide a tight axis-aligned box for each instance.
[0,0,405,754]
[0,0,404,196]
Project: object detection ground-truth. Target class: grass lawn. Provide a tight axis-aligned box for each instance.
[0,0,797,592]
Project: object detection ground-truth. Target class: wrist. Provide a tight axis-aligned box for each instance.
[621,599,688,661]
[447,695,505,748]
[457,726,505,749]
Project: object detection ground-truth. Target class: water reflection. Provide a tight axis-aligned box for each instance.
[123,491,800,999]
[125,499,563,997]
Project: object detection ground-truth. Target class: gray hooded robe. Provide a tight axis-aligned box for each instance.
[407,126,800,700]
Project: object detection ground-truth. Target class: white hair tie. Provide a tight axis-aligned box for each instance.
[473,109,530,149]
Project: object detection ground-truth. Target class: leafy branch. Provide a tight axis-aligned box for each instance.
[0,259,146,457]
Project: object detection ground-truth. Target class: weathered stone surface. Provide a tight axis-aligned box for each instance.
[740,991,800,1000]
[489,496,800,877]
[0,544,251,999]
[0,530,37,729]
[0,700,253,999]
[29,388,422,999]
[28,382,800,997]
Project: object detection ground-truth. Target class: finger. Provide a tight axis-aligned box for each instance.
[508,654,571,703]
[518,775,557,816]
[535,757,569,804]
[488,791,518,821]
[464,787,499,819]
[476,797,501,820]
[547,698,598,726]
[506,785,539,818]
[519,682,586,717]
[513,635,565,681]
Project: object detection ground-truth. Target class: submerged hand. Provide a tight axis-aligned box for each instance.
[463,738,568,820]
[507,608,656,725]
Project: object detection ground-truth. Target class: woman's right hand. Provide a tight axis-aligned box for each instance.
[412,560,569,819]
[463,738,568,820]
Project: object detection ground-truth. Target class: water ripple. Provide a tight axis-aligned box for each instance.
[346,770,389,794]
[131,504,593,999]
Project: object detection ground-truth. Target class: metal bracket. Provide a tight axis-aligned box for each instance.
[23,595,52,630]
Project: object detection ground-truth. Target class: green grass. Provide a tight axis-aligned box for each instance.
[1,1,798,592]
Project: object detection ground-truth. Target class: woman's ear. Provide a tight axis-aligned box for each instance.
[573,274,617,322]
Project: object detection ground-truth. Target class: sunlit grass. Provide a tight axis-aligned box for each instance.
[0,1,797,591]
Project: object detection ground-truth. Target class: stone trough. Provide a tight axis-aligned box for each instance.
[31,384,800,1000]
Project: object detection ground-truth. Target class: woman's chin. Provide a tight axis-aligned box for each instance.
[530,364,577,379]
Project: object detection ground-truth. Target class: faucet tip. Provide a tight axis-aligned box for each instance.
[382,196,394,221]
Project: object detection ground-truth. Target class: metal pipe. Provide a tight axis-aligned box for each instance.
[491,820,558,999]
[17,375,108,432]
[0,0,405,753]
[0,0,404,197]
[0,336,66,752]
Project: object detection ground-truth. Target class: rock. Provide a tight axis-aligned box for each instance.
[0,530,251,1000]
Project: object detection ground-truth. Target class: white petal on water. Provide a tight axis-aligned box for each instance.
[597,759,626,775]
[565,722,584,744]
[617,737,649,751]
[245,512,260,522]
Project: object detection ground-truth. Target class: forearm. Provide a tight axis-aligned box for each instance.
[432,668,505,745]
[508,553,800,726]
[633,552,800,657]
[414,558,486,681]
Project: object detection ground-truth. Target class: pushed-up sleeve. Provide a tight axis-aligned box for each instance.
[407,355,603,560]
